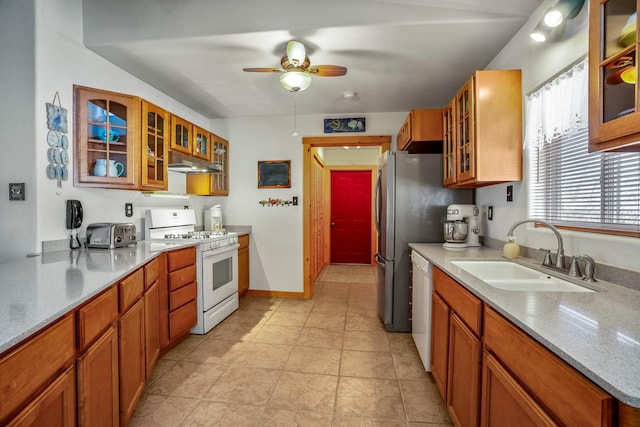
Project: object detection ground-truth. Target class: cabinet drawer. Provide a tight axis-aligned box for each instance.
[433,267,482,335]
[144,257,160,290]
[119,268,144,312]
[0,315,75,422]
[483,307,613,427]
[238,234,249,249]
[170,281,197,311]
[77,286,118,350]
[167,247,195,272]
[169,301,197,340]
[169,264,196,291]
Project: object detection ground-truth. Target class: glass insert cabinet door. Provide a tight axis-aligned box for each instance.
[74,86,139,188]
[443,99,457,186]
[171,115,192,154]
[141,101,169,190]
[212,135,229,195]
[455,77,475,183]
[589,0,640,150]
[193,127,210,160]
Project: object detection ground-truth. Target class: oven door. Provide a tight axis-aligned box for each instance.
[201,243,239,312]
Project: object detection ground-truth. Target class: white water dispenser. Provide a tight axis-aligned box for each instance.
[204,205,223,230]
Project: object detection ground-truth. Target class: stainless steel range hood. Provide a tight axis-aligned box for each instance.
[167,150,220,174]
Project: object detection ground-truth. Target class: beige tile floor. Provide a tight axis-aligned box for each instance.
[129,265,452,426]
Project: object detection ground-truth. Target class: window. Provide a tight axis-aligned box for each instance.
[526,58,640,235]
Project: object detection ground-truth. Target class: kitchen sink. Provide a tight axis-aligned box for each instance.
[450,260,595,292]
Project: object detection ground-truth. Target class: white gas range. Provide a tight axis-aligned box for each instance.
[144,209,239,334]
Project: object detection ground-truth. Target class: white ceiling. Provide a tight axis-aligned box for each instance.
[82,0,543,119]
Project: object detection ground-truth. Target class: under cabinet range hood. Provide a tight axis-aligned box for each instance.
[167,150,220,174]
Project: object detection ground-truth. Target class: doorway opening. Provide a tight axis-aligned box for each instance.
[302,135,391,298]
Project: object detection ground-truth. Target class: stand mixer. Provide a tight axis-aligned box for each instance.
[443,204,481,249]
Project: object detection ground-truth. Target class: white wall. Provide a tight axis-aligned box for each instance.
[0,0,37,262]
[216,112,405,292]
[477,1,640,272]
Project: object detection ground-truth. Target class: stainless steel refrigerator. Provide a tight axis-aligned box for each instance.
[375,151,473,332]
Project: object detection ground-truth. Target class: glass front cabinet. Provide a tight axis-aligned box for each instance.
[170,115,192,154]
[185,134,229,196]
[589,0,640,151]
[443,99,457,186]
[193,126,210,161]
[74,86,140,189]
[141,101,169,190]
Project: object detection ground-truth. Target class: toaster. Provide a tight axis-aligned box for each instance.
[86,223,137,249]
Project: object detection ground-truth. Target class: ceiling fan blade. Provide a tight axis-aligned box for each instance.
[308,65,347,77]
[242,67,283,73]
[287,41,307,67]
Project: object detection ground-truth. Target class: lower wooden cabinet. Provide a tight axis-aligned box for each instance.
[162,247,197,350]
[431,267,483,427]
[481,352,556,427]
[429,266,622,427]
[0,315,75,424]
[447,313,481,427]
[119,298,145,426]
[430,292,450,397]
[144,281,160,378]
[238,234,249,295]
[483,306,614,427]
[6,365,76,427]
[76,326,119,427]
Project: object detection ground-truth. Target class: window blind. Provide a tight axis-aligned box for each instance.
[529,127,640,234]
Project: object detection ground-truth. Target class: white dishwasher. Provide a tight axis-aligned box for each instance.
[411,250,432,371]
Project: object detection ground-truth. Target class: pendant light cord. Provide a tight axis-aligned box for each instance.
[292,94,299,137]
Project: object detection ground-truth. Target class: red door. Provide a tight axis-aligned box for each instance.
[330,170,372,264]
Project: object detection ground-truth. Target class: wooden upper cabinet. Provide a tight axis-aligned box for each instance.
[193,126,211,161]
[170,115,192,154]
[445,70,523,188]
[397,109,444,153]
[74,85,140,189]
[588,0,640,152]
[141,101,169,190]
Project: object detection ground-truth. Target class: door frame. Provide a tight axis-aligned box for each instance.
[328,166,377,267]
[302,135,391,298]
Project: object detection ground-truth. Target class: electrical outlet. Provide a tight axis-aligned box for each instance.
[125,203,133,217]
[507,185,513,202]
[9,183,25,201]
[488,206,493,221]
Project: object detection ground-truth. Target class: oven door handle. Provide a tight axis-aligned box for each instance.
[202,243,239,257]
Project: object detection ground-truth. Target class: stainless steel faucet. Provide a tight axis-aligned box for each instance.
[507,219,565,269]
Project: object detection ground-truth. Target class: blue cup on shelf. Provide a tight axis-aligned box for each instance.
[97,128,120,142]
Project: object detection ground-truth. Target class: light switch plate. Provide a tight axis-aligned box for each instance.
[488,206,493,221]
[506,185,513,202]
[9,183,25,201]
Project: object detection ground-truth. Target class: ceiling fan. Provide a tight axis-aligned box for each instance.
[243,41,347,92]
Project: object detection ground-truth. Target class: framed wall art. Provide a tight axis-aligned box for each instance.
[258,160,291,188]
[323,117,365,133]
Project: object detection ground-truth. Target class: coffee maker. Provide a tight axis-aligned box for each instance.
[443,204,481,249]
[204,205,223,231]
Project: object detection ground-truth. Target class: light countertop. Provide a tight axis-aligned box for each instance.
[0,241,195,355]
[409,243,640,408]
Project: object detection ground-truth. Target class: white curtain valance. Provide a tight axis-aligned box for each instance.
[525,58,588,148]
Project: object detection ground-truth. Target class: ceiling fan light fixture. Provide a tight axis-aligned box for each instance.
[287,41,307,67]
[280,71,312,92]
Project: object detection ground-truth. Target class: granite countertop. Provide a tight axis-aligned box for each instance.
[409,243,640,408]
[0,241,195,355]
